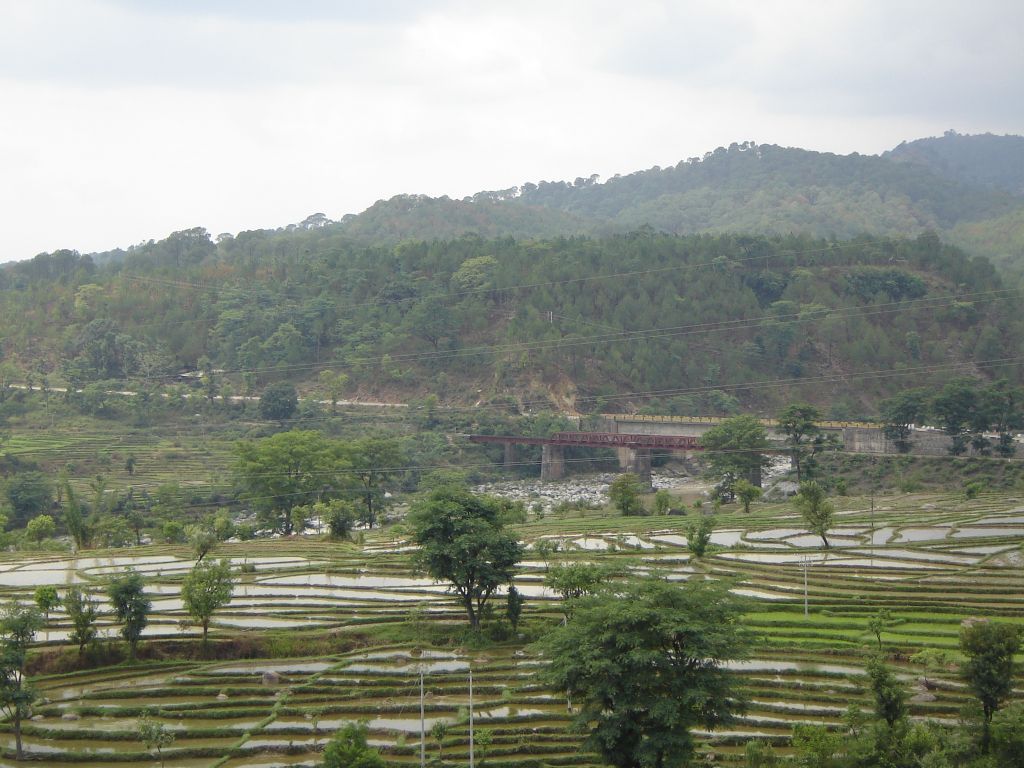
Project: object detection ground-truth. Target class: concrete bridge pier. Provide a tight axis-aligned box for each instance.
[503,441,515,470]
[627,447,653,490]
[616,447,631,470]
[541,444,565,481]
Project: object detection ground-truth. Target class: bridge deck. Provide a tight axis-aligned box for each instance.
[468,431,703,450]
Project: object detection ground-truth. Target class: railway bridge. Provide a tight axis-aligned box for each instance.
[468,431,707,488]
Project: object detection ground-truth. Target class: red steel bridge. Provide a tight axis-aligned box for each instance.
[467,431,706,484]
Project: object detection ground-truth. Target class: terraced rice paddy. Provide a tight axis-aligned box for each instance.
[2,491,1024,765]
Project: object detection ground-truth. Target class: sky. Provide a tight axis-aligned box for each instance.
[0,0,1021,261]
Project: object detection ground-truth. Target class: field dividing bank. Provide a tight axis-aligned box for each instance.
[1,492,1023,765]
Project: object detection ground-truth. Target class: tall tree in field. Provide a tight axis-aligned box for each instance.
[410,487,523,628]
[64,587,99,657]
[777,403,822,483]
[107,571,151,661]
[0,603,42,760]
[795,481,834,548]
[540,579,750,768]
[181,559,234,646]
[960,620,1023,753]
[879,388,929,453]
[608,473,646,516]
[700,415,770,489]
[346,437,404,528]
[258,382,298,423]
[234,430,349,534]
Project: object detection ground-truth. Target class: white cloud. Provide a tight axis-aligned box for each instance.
[0,0,1020,260]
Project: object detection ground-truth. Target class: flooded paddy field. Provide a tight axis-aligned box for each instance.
[1,490,1023,764]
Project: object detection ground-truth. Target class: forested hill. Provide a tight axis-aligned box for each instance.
[885,132,1024,196]
[2,229,1022,420]
[333,137,1024,279]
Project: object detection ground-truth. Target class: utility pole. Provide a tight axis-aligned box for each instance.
[419,668,425,768]
[469,666,474,768]
[800,555,812,619]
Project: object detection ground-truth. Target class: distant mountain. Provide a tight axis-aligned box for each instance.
[885,131,1024,196]
[331,137,1024,279]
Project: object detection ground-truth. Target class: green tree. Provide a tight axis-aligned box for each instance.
[61,480,89,551]
[932,379,977,456]
[258,381,298,423]
[410,487,523,628]
[33,585,59,621]
[181,559,234,646]
[791,724,841,768]
[322,721,385,768]
[991,703,1024,768]
[321,499,357,539]
[64,587,99,657]
[777,403,822,483]
[346,437,404,528]
[5,471,53,528]
[187,524,218,563]
[137,711,175,768]
[25,513,56,542]
[652,488,674,515]
[608,473,646,516]
[960,620,1023,753]
[700,415,770,488]
[234,430,348,534]
[795,481,834,549]
[430,719,449,763]
[0,602,42,759]
[544,562,613,607]
[868,608,892,650]
[880,388,929,453]
[506,584,525,631]
[744,739,780,768]
[539,578,750,768]
[686,515,714,557]
[318,370,349,414]
[733,479,762,513]
[107,571,151,661]
[866,657,908,729]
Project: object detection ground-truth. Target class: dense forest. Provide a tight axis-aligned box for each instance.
[65,134,1024,284]
[1,226,1021,420]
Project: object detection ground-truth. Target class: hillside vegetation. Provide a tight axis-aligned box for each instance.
[2,228,1021,418]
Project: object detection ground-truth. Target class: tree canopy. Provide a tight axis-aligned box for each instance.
[539,578,750,768]
[410,487,523,628]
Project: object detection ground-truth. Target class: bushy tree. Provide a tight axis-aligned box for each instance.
[64,587,99,657]
[25,514,56,542]
[410,487,523,628]
[960,620,1022,753]
[866,657,908,729]
[777,403,822,482]
[137,711,175,768]
[33,585,59,621]
[258,382,298,423]
[0,602,42,759]
[545,562,613,617]
[686,515,714,557]
[539,578,750,768]
[734,479,762,513]
[322,721,385,768]
[234,430,348,534]
[795,481,834,549]
[107,571,151,661]
[608,473,646,516]
[181,559,234,645]
[700,415,770,487]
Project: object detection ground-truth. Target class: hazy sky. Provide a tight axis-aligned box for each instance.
[1,0,1021,261]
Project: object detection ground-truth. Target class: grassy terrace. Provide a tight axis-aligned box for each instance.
[1,490,1023,765]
